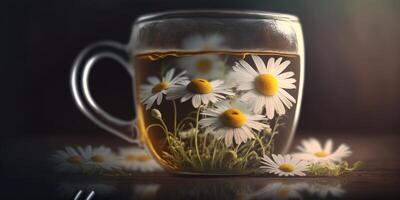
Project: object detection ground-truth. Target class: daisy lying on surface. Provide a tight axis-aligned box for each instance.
[260,138,361,176]
[50,145,163,175]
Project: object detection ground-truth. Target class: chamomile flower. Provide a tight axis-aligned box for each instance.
[292,138,352,162]
[199,100,269,147]
[260,154,308,176]
[247,182,309,200]
[230,55,297,119]
[166,78,234,108]
[118,147,163,172]
[50,146,85,173]
[178,34,226,80]
[177,54,224,80]
[140,68,187,110]
[80,145,119,171]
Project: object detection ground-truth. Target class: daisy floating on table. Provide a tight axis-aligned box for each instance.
[50,146,86,173]
[80,145,119,171]
[292,138,352,163]
[118,147,163,172]
[230,55,297,119]
[260,154,308,176]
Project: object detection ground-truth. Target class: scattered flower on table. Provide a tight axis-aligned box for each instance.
[260,154,308,176]
[79,145,120,171]
[292,138,352,163]
[50,146,85,173]
[118,147,163,172]
[50,145,163,175]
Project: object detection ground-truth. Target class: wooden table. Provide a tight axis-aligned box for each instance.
[1,131,399,199]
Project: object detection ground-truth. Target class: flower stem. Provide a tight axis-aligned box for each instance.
[255,134,266,155]
[172,100,177,136]
[194,106,203,168]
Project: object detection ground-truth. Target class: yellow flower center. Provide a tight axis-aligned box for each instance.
[279,163,294,172]
[314,151,329,157]
[125,155,136,161]
[91,155,105,162]
[220,108,247,128]
[255,74,278,96]
[137,155,151,162]
[67,155,82,164]
[278,188,290,198]
[187,78,213,94]
[124,154,151,162]
[196,58,212,73]
[151,81,169,94]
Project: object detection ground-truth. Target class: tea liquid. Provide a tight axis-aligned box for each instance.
[133,50,300,174]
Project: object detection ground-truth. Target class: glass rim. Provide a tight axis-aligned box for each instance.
[135,10,299,23]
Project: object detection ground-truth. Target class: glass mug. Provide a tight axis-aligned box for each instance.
[71,10,304,175]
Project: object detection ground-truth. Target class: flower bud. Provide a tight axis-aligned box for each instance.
[151,109,162,119]
[263,125,273,136]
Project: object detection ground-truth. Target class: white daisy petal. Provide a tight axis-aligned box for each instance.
[252,55,267,74]
[266,57,275,74]
[277,71,295,79]
[274,60,291,75]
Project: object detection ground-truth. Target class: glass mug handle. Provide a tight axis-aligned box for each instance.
[70,41,139,145]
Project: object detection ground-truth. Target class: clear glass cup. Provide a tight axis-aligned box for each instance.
[71,10,304,175]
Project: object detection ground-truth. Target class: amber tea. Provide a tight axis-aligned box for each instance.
[134,50,300,174]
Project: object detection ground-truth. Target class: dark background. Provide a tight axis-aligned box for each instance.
[3,0,400,139]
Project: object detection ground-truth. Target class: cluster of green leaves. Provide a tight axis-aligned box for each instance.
[306,161,362,176]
